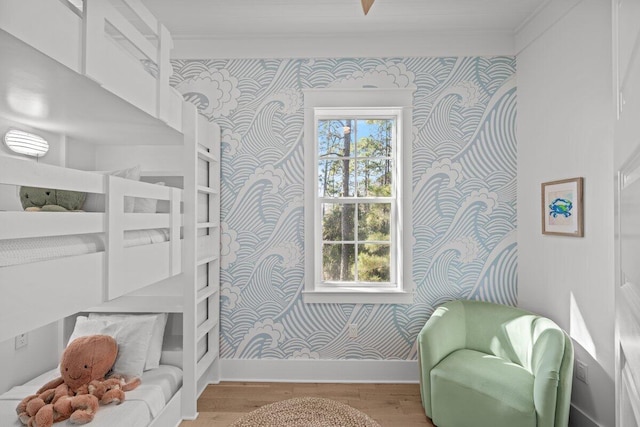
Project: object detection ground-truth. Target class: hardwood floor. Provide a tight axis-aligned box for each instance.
[180,382,435,427]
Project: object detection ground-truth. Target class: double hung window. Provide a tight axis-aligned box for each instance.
[303,88,413,304]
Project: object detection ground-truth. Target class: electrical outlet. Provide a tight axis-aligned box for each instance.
[15,333,28,350]
[575,360,588,384]
[348,324,358,338]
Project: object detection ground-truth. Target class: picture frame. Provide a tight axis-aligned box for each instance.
[541,177,584,237]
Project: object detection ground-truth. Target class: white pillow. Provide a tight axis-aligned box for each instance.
[68,315,155,378]
[83,165,141,213]
[133,182,165,213]
[88,313,168,370]
[67,317,112,343]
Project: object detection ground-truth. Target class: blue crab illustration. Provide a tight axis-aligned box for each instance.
[549,198,573,218]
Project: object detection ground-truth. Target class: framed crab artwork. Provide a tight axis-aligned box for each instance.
[541,177,584,237]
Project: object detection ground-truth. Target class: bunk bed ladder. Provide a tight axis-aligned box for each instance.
[182,103,221,419]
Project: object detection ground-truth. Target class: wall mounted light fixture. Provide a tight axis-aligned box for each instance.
[3,129,49,158]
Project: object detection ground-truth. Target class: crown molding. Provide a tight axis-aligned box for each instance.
[170,31,516,59]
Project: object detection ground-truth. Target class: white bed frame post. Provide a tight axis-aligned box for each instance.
[106,175,125,302]
[156,24,173,124]
[181,101,199,419]
[169,187,181,275]
[181,102,221,420]
[82,0,110,82]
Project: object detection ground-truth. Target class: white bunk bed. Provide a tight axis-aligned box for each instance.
[0,158,182,341]
[0,0,221,425]
[0,0,183,132]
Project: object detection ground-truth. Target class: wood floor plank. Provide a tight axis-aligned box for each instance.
[180,382,435,427]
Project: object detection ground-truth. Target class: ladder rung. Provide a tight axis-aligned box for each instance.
[197,148,217,162]
[197,254,218,266]
[197,222,218,229]
[197,351,217,379]
[197,318,218,342]
[197,185,218,195]
[197,286,218,304]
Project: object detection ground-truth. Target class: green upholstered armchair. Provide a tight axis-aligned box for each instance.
[417,300,573,427]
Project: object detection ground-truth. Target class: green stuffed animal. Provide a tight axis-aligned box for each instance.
[20,186,86,212]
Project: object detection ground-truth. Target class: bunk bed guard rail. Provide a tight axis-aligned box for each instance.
[0,158,183,342]
[84,0,183,129]
[106,175,182,300]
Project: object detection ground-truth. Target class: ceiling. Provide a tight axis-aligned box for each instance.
[141,0,549,40]
[136,0,551,58]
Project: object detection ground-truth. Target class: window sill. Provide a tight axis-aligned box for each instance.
[303,286,414,304]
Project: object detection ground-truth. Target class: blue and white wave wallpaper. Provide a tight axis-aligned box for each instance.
[170,56,517,361]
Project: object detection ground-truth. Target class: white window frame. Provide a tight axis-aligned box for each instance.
[303,88,414,304]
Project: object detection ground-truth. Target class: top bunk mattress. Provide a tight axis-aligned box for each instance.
[0,364,182,427]
[0,229,170,267]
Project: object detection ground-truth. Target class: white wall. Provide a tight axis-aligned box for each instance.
[516,0,615,426]
[0,323,60,394]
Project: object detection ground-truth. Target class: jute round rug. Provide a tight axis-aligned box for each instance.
[229,397,381,427]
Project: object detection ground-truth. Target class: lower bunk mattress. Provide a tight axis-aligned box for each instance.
[0,365,182,426]
[0,229,170,267]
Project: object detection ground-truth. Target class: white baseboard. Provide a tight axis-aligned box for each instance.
[220,359,419,383]
[570,404,606,427]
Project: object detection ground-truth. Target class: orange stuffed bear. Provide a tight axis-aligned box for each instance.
[16,335,140,427]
